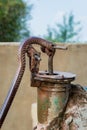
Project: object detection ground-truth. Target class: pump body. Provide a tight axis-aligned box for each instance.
[32,71,75,130]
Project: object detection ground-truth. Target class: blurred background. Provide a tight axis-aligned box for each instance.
[0,0,87,43]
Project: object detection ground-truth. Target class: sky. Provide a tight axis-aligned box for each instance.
[26,0,87,42]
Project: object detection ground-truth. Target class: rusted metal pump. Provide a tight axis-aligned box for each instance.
[0,37,76,129]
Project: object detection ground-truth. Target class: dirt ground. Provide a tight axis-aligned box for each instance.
[0,43,87,130]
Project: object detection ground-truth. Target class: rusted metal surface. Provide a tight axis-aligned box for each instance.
[37,83,69,124]
[34,72,76,130]
[0,37,67,128]
[34,85,87,130]
[31,69,76,87]
[46,84,87,130]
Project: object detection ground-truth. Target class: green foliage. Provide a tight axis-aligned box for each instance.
[0,0,33,42]
[45,12,82,43]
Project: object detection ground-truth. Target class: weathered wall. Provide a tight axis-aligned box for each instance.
[0,43,87,130]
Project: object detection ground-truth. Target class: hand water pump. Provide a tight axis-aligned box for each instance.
[0,37,76,129]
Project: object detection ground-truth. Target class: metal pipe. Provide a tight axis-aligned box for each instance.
[37,83,69,124]
[34,71,76,130]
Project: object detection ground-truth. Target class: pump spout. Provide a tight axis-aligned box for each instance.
[53,45,68,50]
